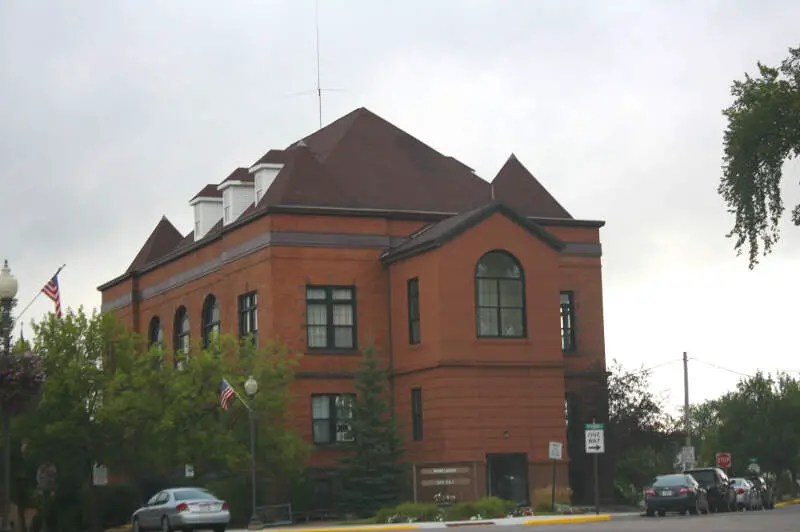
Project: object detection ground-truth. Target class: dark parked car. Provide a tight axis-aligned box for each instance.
[745,474,776,509]
[644,474,710,517]
[683,467,736,512]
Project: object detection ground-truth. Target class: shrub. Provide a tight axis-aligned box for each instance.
[531,485,572,513]
[375,497,517,523]
[375,502,438,523]
[96,484,142,528]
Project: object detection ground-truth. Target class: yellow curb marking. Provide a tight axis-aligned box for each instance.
[265,527,419,532]
[775,498,800,508]
[523,515,612,526]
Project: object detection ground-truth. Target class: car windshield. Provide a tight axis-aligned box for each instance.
[687,470,714,484]
[653,475,688,487]
[730,478,746,486]
[173,489,217,501]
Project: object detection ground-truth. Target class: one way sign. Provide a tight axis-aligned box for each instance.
[585,423,605,454]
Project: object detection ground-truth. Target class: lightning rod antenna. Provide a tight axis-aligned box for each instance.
[315,0,322,129]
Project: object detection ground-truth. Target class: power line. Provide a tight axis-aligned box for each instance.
[689,357,800,379]
[628,358,682,377]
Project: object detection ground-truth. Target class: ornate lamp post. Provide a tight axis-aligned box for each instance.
[243,375,262,530]
[0,260,19,532]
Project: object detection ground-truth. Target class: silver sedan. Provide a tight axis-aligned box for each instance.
[132,487,230,532]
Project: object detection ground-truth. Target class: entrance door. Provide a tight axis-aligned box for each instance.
[486,453,529,505]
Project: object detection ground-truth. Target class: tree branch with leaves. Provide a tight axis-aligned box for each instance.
[718,45,800,268]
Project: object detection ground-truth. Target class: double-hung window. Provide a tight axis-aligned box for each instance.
[306,286,356,350]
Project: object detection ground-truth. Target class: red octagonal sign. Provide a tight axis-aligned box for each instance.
[716,452,732,468]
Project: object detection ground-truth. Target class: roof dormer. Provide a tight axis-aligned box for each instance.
[189,185,223,241]
[216,168,253,226]
[249,149,285,206]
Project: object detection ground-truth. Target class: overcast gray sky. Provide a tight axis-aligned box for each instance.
[1,0,799,414]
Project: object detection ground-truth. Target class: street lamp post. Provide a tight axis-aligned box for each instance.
[0,260,19,532]
[243,376,262,531]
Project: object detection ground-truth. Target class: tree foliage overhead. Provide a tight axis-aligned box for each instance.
[718,45,800,268]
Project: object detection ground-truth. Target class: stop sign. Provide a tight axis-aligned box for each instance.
[716,452,732,468]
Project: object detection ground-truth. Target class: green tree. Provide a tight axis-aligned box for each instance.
[686,400,723,466]
[15,307,115,531]
[718,45,800,268]
[338,345,405,516]
[99,330,309,501]
[603,361,679,500]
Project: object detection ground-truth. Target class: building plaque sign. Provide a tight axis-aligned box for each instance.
[420,467,471,475]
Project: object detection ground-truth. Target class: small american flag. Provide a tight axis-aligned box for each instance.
[41,274,62,319]
[219,378,236,410]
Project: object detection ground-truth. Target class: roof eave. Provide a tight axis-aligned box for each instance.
[531,216,605,228]
[97,271,134,292]
[380,240,442,265]
[188,196,223,206]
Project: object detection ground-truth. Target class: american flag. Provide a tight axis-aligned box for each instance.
[41,274,62,319]
[219,378,236,410]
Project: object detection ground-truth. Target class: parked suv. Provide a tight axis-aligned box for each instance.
[745,474,776,509]
[683,467,737,512]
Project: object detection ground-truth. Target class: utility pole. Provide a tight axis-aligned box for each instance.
[683,351,690,447]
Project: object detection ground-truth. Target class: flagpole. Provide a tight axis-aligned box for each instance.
[12,264,66,331]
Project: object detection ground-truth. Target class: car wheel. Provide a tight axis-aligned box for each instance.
[657,510,666,517]
[645,508,655,517]
[213,527,226,532]
[161,516,171,532]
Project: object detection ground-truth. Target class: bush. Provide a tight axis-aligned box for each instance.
[96,484,142,528]
[531,485,572,513]
[374,497,517,523]
[375,502,438,523]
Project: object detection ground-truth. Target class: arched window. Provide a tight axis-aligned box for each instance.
[475,250,526,338]
[201,294,220,348]
[148,316,163,348]
[174,306,190,356]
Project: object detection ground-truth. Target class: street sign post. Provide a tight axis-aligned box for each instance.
[680,446,695,470]
[92,464,108,486]
[548,441,563,461]
[715,452,732,469]
[548,442,563,510]
[37,463,57,532]
[584,423,605,454]
[585,422,605,515]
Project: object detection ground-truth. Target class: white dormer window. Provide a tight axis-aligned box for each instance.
[223,194,232,224]
[250,162,283,207]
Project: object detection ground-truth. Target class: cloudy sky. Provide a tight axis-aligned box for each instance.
[1,0,799,414]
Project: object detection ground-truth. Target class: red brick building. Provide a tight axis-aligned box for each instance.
[98,108,607,506]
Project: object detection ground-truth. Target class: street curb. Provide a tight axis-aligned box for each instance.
[257,527,421,532]
[522,515,612,526]
[775,498,800,508]
[249,514,623,532]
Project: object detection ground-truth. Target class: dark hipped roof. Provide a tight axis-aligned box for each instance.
[258,108,491,212]
[219,167,253,185]
[492,154,573,219]
[125,216,185,273]
[101,107,597,290]
[252,149,287,166]
[190,184,223,202]
[380,201,564,265]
